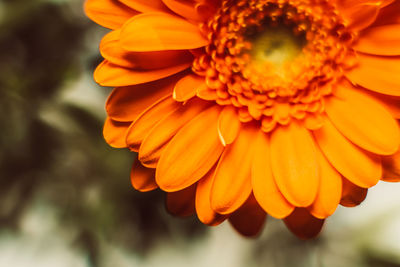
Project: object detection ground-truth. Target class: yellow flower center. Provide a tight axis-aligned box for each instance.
[192,0,357,131]
[249,25,305,80]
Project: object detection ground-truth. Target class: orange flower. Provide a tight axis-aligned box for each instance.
[85,0,400,239]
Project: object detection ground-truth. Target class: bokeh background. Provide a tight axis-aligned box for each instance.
[0,0,400,266]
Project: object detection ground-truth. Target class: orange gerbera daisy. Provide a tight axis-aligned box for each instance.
[85,0,400,239]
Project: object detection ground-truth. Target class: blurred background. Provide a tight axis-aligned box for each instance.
[0,0,400,266]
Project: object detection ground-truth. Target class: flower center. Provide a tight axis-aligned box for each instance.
[251,27,304,76]
[249,25,306,80]
[193,0,357,131]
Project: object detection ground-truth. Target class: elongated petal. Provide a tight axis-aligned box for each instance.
[340,178,368,207]
[313,119,382,188]
[119,0,169,13]
[126,96,180,151]
[327,87,399,155]
[217,106,241,146]
[308,146,342,219]
[130,160,157,192]
[166,184,196,217]
[346,54,400,96]
[103,117,131,148]
[355,24,400,56]
[251,132,294,219]
[366,91,400,119]
[210,126,257,214]
[283,208,324,240]
[156,106,224,192]
[162,0,203,21]
[100,30,193,69]
[94,60,191,87]
[372,0,400,26]
[339,3,380,31]
[382,149,400,182]
[138,98,210,167]
[195,166,226,226]
[120,13,209,52]
[106,75,179,122]
[270,122,319,207]
[84,0,137,29]
[173,74,205,102]
[229,194,267,237]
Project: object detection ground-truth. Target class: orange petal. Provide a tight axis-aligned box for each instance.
[327,86,399,155]
[94,60,191,87]
[217,106,241,146]
[340,178,368,207]
[283,208,324,240]
[270,122,319,207]
[130,160,158,192]
[251,131,294,219]
[372,1,400,27]
[382,149,400,182]
[100,30,194,69]
[138,98,210,167]
[126,95,181,151]
[120,13,209,52]
[308,146,342,219]
[195,166,226,226]
[84,0,138,29]
[355,24,400,56]
[346,54,400,96]
[119,0,169,13]
[106,75,180,122]
[313,119,382,188]
[103,117,131,148]
[162,0,202,21]
[166,184,197,217]
[210,126,257,214]
[156,106,224,192]
[365,91,400,119]
[228,194,267,237]
[339,2,380,31]
[173,73,205,102]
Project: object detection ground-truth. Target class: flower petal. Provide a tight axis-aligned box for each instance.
[355,24,400,56]
[308,146,342,219]
[251,131,294,219]
[270,122,319,207]
[217,106,241,146]
[100,30,194,69]
[346,54,400,96]
[119,0,169,13]
[120,12,209,52]
[313,119,382,188]
[340,178,368,207]
[382,149,400,182]
[84,0,138,29]
[103,117,131,148]
[173,73,205,102]
[106,75,180,122]
[195,166,226,226]
[130,160,158,192]
[166,184,196,217]
[126,95,180,151]
[339,2,380,31]
[138,98,210,167]
[327,85,400,155]
[156,106,224,192]
[162,0,204,21]
[94,60,191,87]
[283,208,324,240]
[210,126,257,214]
[228,194,267,237]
